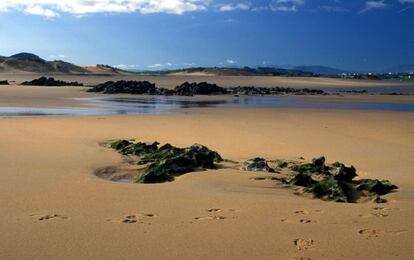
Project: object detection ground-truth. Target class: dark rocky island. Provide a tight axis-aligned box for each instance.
[21,77,83,86]
[88,80,326,96]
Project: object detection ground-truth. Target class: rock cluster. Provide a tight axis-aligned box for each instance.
[286,156,397,202]
[88,80,326,96]
[110,140,222,183]
[0,80,9,85]
[244,158,275,172]
[21,77,83,86]
[174,82,228,96]
[107,140,398,203]
[87,80,170,94]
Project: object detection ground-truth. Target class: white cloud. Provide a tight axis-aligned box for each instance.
[270,0,305,12]
[399,0,414,12]
[218,3,250,12]
[24,5,59,18]
[226,59,237,64]
[49,54,66,59]
[359,0,388,13]
[114,64,139,69]
[147,62,174,68]
[0,0,209,17]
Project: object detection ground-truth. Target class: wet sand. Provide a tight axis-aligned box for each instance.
[0,83,414,259]
[2,73,414,88]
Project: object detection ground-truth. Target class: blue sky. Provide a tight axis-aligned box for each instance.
[0,0,413,71]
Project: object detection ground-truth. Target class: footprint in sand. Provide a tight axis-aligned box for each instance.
[294,238,315,250]
[207,208,222,213]
[295,209,322,215]
[32,214,69,221]
[281,219,313,224]
[295,210,310,215]
[358,229,380,238]
[122,215,138,224]
[359,213,389,218]
[194,216,226,221]
[109,213,158,224]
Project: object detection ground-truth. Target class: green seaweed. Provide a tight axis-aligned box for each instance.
[110,141,222,183]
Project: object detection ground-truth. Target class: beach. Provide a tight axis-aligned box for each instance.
[0,77,413,259]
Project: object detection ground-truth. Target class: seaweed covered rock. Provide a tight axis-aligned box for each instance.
[290,156,330,175]
[109,140,222,183]
[110,140,132,150]
[174,82,228,96]
[21,77,83,86]
[244,158,275,172]
[0,80,9,85]
[88,80,159,94]
[333,163,357,182]
[356,179,398,195]
[288,156,398,203]
[309,176,348,202]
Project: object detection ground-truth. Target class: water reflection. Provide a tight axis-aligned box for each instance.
[0,95,413,116]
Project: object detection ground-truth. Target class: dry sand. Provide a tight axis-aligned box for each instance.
[0,83,413,259]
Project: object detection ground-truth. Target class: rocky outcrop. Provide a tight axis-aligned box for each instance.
[287,157,397,202]
[106,140,398,203]
[244,158,275,172]
[88,80,326,96]
[111,140,222,183]
[174,82,228,96]
[0,80,9,85]
[87,80,165,94]
[21,77,83,86]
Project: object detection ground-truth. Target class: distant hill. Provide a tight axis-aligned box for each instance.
[148,67,315,77]
[9,52,45,62]
[292,66,347,75]
[0,53,131,75]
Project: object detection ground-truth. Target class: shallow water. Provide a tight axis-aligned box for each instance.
[322,85,414,94]
[0,95,413,116]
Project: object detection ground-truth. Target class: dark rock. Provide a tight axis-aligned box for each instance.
[174,82,228,96]
[0,80,9,85]
[309,176,348,202]
[312,156,325,167]
[244,158,275,172]
[21,77,83,86]
[290,156,329,175]
[356,179,398,195]
[110,140,132,150]
[333,164,357,182]
[110,140,222,183]
[275,160,289,168]
[289,172,317,187]
[87,80,158,94]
